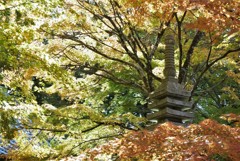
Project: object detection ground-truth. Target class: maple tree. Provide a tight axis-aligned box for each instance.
[0,0,240,160]
[1,0,239,115]
[38,0,240,111]
[73,116,240,161]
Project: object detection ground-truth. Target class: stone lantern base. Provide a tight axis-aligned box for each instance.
[146,78,194,129]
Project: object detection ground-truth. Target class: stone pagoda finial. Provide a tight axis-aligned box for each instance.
[164,34,176,79]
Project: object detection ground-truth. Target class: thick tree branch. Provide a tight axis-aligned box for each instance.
[149,21,172,60]
[110,4,158,92]
[94,69,149,94]
[44,110,138,132]
[56,33,138,70]
[179,31,204,83]
[98,2,149,74]
[81,123,103,133]
[190,47,240,99]
[184,31,204,69]
[193,76,227,96]
[129,27,149,57]
[76,1,115,30]
[105,16,147,71]
[206,32,214,66]
[81,31,125,54]
[23,126,67,132]
[62,0,162,92]
[204,77,225,108]
[109,0,124,29]
[175,12,187,76]
[102,14,157,92]
[208,47,240,67]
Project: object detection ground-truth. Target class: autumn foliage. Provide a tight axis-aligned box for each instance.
[70,117,240,161]
[1,0,240,160]
[122,0,240,31]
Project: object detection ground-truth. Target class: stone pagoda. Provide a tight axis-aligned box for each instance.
[146,33,194,129]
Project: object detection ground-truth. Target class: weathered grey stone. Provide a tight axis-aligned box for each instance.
[163,34,176,78]
[148,97,193,110]
[147,107,194,120]
[146,32,194,129]
[150,80,191,99]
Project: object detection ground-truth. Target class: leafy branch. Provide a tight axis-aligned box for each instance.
[179,31,204,83]
[0,1,35,12]
[66,133,123,157]
[191,47,240,99]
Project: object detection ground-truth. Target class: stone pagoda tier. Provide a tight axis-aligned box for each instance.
[146,34,194,129]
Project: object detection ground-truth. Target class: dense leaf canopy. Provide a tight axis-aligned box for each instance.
[72,118,240,161]
[0,0,239,160]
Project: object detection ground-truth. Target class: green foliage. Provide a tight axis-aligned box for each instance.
[195,106,240,124]
[0,0,239,160]
[193,62,240,123]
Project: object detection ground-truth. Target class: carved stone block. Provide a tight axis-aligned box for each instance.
[148,97,193,110]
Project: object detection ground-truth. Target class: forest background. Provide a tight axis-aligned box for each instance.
[0,0,239,160]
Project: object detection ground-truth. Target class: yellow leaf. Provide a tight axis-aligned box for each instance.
[24,68,37,80]
[123,26,130,36]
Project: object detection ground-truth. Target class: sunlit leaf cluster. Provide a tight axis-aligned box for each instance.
[79,117,240,161]
[0,0,239,160]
